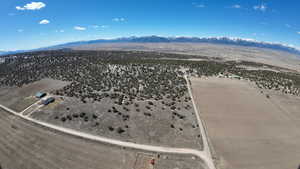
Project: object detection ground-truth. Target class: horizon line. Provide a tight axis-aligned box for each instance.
[3,35,300,52]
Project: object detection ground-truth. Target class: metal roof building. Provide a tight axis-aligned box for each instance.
[35,92,46,98]
[42,97,55,105]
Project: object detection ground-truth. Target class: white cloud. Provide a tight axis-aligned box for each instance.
[16,6,25,10]
[231,4,241,9]
[112,18,125,22]
[17,29,24,33]
[16,2,46,11]
[254,4,267,12]
[39,19,50,24]
[74,26,86,31]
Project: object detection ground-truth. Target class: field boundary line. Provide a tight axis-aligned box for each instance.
[185,75,216,169]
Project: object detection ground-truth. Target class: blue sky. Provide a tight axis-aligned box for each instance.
[1,0,300,51]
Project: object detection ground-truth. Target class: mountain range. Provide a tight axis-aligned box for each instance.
[0,50,28,56]
[1,36,300,56]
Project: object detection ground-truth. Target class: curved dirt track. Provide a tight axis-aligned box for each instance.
[0,108,138,169]
[0,103,211,169]
[0,76,215,169]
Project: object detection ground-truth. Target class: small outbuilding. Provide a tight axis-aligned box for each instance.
[42,97,55,105]
[35,92,46,98]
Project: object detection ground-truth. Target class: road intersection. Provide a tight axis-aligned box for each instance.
[0,77,216,169]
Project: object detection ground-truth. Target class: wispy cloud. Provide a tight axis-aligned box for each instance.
[297,32,300,35]
[260,22,268,25]
[8,13,16,16]
[39,19,50,24]
[285,24,291,28]
[91,25,110,29]
[192,3,205,8]
[100,25,109,28]
[254,4,267,12]
[17,29,24,33]
[112,18,125,22]
[231,4,241,9]
[74,26,86,31]
[39,32,47,36]
[196,4,205,8]
[55,30,65,33]
[91,25,99,29]
[16,2,46,11]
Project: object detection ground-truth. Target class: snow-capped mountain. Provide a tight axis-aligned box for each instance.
[45,36,300,55]
[2,36,300,56]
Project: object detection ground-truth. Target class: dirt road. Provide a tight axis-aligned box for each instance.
[0,108,137,169]
[0,104,210,169]
[0,107,208,169]
[185,75,216,169]
[0,75,216,169]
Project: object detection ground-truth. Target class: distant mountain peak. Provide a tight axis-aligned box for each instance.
[2,36,300,56]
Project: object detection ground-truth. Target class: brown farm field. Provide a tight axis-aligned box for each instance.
[0,108,205,169]
[190,77,300,169]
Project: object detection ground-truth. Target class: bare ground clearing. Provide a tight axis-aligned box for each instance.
[0,78,69,111]
[191,77,300,169]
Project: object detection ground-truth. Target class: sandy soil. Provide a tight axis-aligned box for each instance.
[0,108,204,169]
[191,77,300,169]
